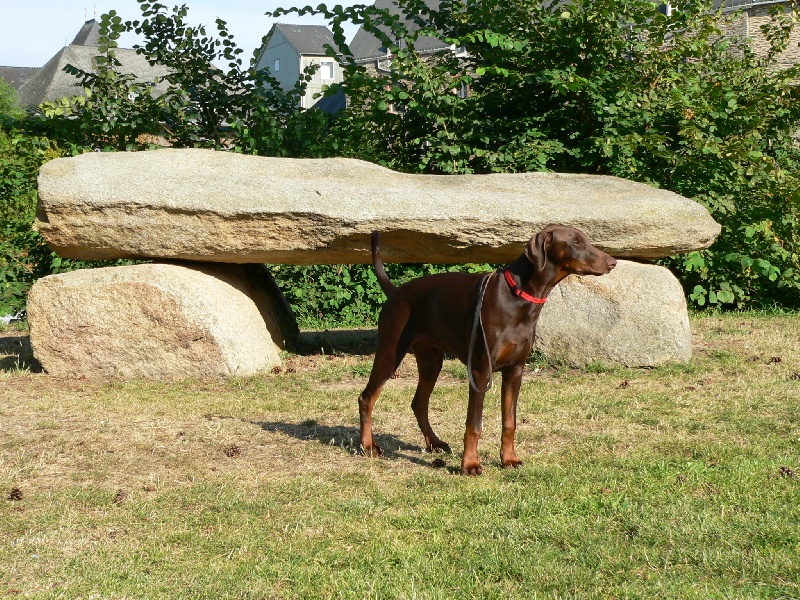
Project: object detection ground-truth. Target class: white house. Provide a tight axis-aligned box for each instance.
[255,24,344,110]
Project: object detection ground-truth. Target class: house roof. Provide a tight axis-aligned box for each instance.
[349,0,449,62]
[0,19,98,95]
[272,24,341,55]
[0,66,41,91]
[715,0,786,10]
[71,19,102,46]
[17,45,172,107]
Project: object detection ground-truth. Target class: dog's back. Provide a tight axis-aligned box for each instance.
[372,231,482,320]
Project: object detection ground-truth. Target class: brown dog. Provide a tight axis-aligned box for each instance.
[358,224,617,475]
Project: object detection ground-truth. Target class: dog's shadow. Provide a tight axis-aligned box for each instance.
[248,418,458,472]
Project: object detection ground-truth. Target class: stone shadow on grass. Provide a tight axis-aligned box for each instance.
[251,418,457,471]
[295,329,378,356]
[0,335,42,373]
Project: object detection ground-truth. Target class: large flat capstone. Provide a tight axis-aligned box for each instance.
[35,149,720,264]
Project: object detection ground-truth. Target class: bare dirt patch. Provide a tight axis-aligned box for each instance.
[0,327,469,496]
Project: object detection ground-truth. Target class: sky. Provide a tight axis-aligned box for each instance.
[0,0,362,68]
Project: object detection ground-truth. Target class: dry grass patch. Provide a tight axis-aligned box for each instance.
[1,313,799,598]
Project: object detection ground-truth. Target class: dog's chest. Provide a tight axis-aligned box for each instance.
[491,327,536,368]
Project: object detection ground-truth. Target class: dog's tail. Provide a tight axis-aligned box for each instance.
[371,231,397,297]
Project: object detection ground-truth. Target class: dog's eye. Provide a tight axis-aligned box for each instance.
[571,239,584,248]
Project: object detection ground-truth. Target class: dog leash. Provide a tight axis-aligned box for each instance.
[467,268,549,393]
[467,272,495,394]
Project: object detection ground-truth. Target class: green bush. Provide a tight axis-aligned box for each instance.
[275,0,800,309]
[0,128,62,316]
[0,78,25,121]
[6,0,800,325]
[268,262,492,329]
[0,127,140,317]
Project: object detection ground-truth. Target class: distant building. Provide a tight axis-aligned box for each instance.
[15,19,171,108]
[71,18,103,46]
[255,23,344,110]
[717,0,800,68]
[251,3,449,113]
[0,66,41,91]
[349,0,449,75]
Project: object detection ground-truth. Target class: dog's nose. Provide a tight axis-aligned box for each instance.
[607,256,618,271]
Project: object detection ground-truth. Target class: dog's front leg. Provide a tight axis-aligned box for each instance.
[461,387,486,476]
[500,365,524,469]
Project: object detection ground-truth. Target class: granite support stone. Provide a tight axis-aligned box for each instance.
[27,262,283,379]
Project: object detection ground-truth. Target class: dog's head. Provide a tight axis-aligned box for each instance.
[526,224,617,276]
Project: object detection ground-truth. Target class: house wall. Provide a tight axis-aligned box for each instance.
[723,2,800,68]
[256,28,301,96]
[744,4,800,67]
[299,56,344,109]
[256,29,343,110]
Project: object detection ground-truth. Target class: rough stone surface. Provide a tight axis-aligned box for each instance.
[36,148,720,264]
[535,260,692,367]
[27,262,282,379]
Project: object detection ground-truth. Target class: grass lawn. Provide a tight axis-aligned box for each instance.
[1,312,799,598]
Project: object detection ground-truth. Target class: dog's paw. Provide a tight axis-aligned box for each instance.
[427,440,452,454]
[502,458,523,469]
[361,444,383,457]
[461,461,483,476]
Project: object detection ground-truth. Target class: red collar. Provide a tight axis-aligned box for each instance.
[503,268,547,304]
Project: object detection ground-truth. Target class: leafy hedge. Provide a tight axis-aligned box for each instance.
[3,0,800,326]
[274,0,800,309]
[268,262,492,329]
[0,129,139,317]
[0,129,63,316]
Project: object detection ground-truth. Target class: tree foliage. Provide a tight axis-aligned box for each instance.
[30,2,336,154]
[4,0,800,322]
[0,78,25,121]
[271,0,800,309]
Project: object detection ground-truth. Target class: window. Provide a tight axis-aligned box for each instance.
[273,59,280,72]
[320,61,334,80]
[658,3,674,16]
[451,43,469,58]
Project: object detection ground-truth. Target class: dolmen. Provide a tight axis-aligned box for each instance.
[29,148,721,379]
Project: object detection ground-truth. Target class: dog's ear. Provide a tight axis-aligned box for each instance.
[526,229,552,271]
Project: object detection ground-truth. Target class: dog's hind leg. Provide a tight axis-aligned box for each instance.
[410,344,451,453]
[358,304,410,457]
